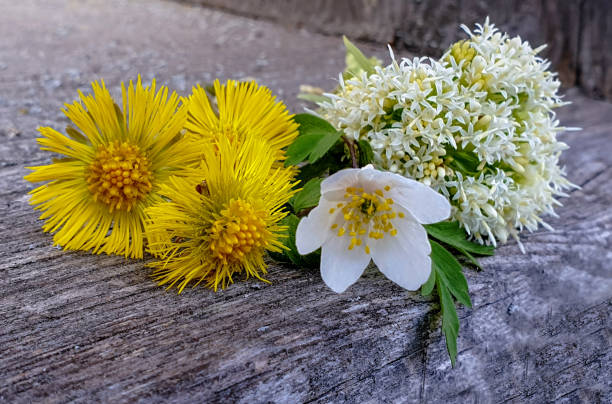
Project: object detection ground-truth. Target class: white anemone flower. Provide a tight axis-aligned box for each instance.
[296,165,450,293]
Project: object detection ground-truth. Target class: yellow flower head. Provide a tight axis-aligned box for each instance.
[145,136,298,292]
[25,77,199,258]
[185,79,299,162]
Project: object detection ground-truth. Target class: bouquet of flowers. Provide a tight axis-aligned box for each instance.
[25,19,574,365]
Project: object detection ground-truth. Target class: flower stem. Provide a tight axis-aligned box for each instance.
[342,135,359,168]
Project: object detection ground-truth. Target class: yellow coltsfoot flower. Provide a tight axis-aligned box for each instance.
[145,136,298,292]
[296,165,450,293]
[185,79,299,163]
[25,77,199,258]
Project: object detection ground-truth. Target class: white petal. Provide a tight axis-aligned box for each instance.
[356,164,383,186]
[393,209,432,256]
[295,199,337,255]
[391,182,450,224]
[322,165,382,200]
[320,167,361,196]
[320,235,371,293]
[370,213,432,290]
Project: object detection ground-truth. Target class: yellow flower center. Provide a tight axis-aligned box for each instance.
[330,185,405,255]
[209,199,270,264]
[449,40,475,64]
[86,141,153,212]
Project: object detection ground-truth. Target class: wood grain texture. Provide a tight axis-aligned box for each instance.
[0,0,611,402]
[180,0,612,101]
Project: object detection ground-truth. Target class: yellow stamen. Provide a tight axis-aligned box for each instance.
[86,141,152,212]
[332,184,405,247]
[208,199,270,264]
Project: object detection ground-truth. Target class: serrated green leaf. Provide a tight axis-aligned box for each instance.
[421,269,436,296]
[437,278,459,367]
[425,221,494,256]
[343,36,376,76]
[430,240,471,308]
[357,140,374,166]
[291,178,322,213]
[427,233,483,367]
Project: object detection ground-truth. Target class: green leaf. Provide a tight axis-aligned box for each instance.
[456,247,482,270]
[425,221,494,256]
[270,215,304,266]
[421,269,436,296]
[437,278,459,367]
[308,131,342,163]
[284,214,303,265]
[430,240,471,308]
[290,178,322,213]
[388,107,403,121]
[343,36,376,76]
[296,155,334,183]
[447,150,481,176]
[285,114,343,166]
[286,134,322,166]
[294,113,337,135]
[296,142,348,184]
[357,140,374,166]
[428,240,474,366]
[425,231,488,366]
[297,93,331,104]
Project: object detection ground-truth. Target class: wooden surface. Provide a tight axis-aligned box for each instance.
[1,0,611,402]
[182,0,612,101]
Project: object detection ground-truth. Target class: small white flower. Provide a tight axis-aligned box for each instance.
[296,165,450,293]
[319,20,575,247]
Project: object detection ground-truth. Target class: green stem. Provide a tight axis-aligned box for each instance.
[342,135,359,168]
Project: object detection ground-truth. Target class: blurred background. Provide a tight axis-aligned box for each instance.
[181,0,612,101]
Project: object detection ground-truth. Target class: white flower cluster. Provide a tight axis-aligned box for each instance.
[319,19,576,249]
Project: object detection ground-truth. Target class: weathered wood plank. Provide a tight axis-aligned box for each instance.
[0,1,610,403]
